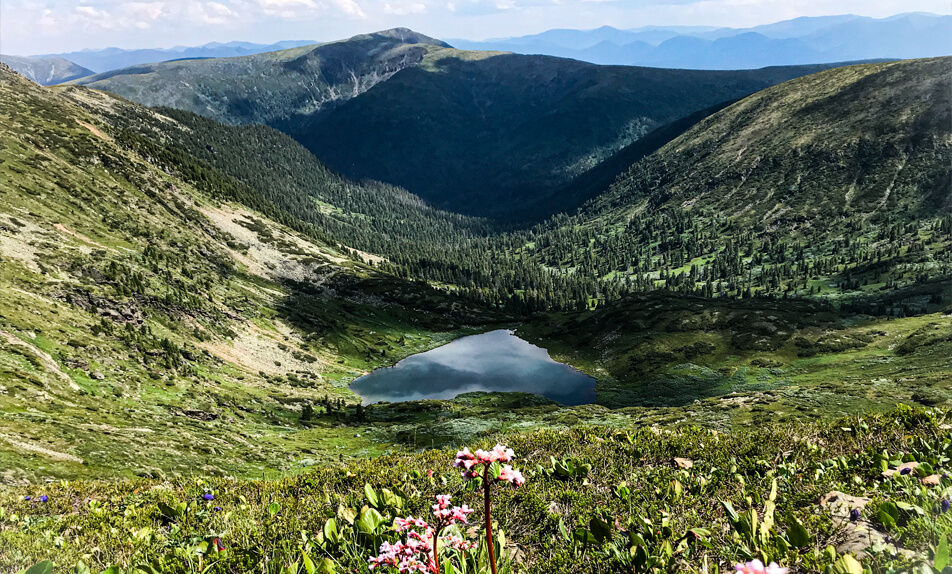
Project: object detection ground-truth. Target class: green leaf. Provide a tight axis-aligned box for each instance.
[301,549,316,574]
[356,507,386,535]
[317,558,337,574]
[74,562,93,574]
[722,500,740,524]
[488,461,502,480]
[21,562,53,574]
[364,484,379,508]
[158,501,181,519]
[935,535,950,571]
[269,502,282,517]
[786,515,812,548]
[830,554,863,574]
[589,514,613,543]
[324,518,342,545]
[895,501,925,516]
[557,517,570,541]
[572,527,597,545]
[100,567,121,574]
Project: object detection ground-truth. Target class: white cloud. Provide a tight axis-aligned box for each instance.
[329,0,366,17]
[384,0,426,14]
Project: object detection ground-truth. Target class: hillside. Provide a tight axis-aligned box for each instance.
[513,58,951,311]
[68,28,851,219]
[0,63,514,482]
[71,29,450,127]
[0,55,94,85]
[297,54,847,218]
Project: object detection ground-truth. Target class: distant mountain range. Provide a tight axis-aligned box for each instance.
[0,54,94,85]
[449,12,950,69]
[30,39,317,74]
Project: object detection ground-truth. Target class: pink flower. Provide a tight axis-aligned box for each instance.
[491,444,514,462]
[474,449,495,465]
[735,560,788,574]
[497,465,525,487]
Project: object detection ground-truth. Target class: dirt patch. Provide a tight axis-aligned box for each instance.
[0,432,84,463]
[76,120,108,141]
[53,223,113,252]
[198,203,345,282]
[198,321,331,377]
[0,330,81,391]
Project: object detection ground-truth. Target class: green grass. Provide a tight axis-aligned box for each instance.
[2,407,949,573]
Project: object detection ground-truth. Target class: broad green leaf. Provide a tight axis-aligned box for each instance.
[74,562,93,574]
[935,535,950,571]
[301,549,316,574]
[364,484,379,508]
[572,528,597,545]
[356,507,385,535]
[589,515,613,543]
[21,562,53,574]
[268,502,281,517]
[324,518,342,545]
[100,567,121,574]
[786,515,812,548]
[830,554,863,574]
[317,558,337,574]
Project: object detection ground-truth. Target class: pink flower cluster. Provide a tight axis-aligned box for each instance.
[432,494,474,523]
[369,495,476,573]
[454,444,525,486]
[735,560,789,574]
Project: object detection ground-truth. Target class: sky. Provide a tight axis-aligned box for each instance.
[1,0,949,55]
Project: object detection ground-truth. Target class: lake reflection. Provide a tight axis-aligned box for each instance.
[350,330,596,405]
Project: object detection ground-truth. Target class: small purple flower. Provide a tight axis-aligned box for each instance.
[849,508,860,522]
[39,495,48,503]
[942,499,950,514]
[213,506,221,512]
[202,493,214,501]
[24,496,31,501]
[899,467,912,475]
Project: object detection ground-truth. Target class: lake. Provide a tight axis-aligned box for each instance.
[349,329,597,405]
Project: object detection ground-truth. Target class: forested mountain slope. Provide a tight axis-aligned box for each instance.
[71,29,450,127]
[519,57,951,309]
[296,54,847,218]
[68,27,850,219]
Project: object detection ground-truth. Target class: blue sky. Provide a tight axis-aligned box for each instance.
[1,0,949,55]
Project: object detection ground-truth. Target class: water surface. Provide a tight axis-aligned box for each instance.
[350,330,596,405]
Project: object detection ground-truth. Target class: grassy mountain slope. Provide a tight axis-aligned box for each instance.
[0,64,512,482]
[297,55,847,218]
[71,29,450,127]
[0,55,94,85]
[587,57,951,223]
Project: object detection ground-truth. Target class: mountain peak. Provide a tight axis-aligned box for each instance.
[359,28,452,48]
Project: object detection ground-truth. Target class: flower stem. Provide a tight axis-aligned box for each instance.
[484,465,498,574]
[433,529,441,574]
